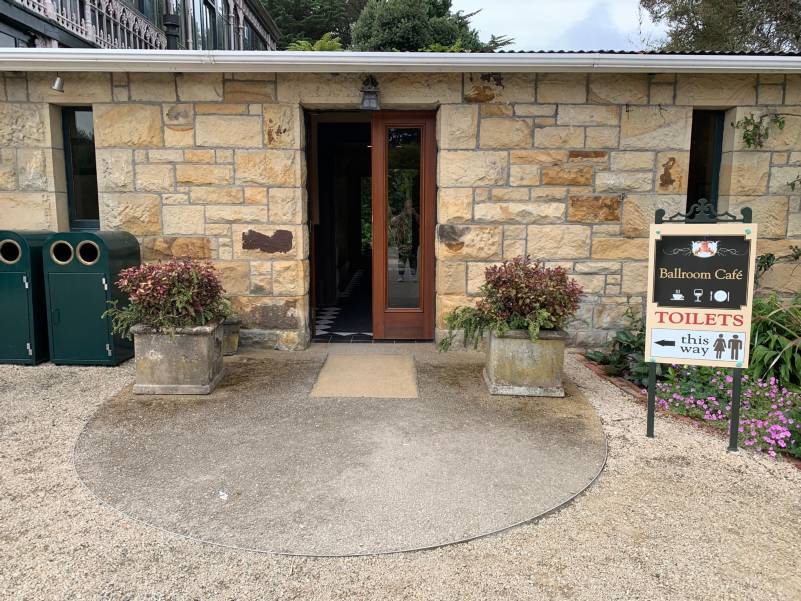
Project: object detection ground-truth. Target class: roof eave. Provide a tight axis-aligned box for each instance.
[3,49,801,73]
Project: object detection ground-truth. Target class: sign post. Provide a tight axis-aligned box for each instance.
[644,199,757,452]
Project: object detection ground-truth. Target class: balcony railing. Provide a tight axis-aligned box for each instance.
[14,0,167,49]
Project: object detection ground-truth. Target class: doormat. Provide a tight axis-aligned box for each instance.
[311,354,418,398]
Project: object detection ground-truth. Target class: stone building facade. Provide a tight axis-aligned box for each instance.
[2,63,801,348]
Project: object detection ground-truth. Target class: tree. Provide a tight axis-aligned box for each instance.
[263,0,368,49]
[287,32,345,51]
[641,0,801,53]
[350,0,512,52]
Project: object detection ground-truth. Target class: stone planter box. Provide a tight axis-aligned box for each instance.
[223,315,241,356]
[131,322,224,395]
[484,329,568,397]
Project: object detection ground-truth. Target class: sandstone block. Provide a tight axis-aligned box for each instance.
[438,105,478,149]
[231,295,308,331]
[620,106,692,149]
[675,74,756,106]
[649,82,675,105]
[148,150,184,163]
[135,164,174,193]
[503,238,526,259]
[655,151,689,194]
[558,105,619,126]
[16,149,48,191]
[541,165,592,186]
[206,205,270,224]
[757,263,801,294]
[574,261,621,274]
[129,73,176,101]
[189,187,244,204]
[381,73,462,105]
[567,150,609,164]
[526,225,591,259]
[28,72,112,103]
[99,192,161,235]
[589,74,649,104]
[758,84,784,105]
[272,260,308,296]
[621,195,685,237]
[212,260,251,295]
[236,150,302,186]
[536,126,584,148]
[474,202,564,224]
[185,149,215,163]
[481,104,514,117]
[439,151,508,186]
[537,73,587,103]
[0,103,48,146]
[479,118,532,148]
[622,262,648,294]
[94,104,163,148]
[263,104,301,149]
[726,196,789,238]
[611,151,654,171]
[0,149,15,190]
[196,115,262,148]
[438,188,473,223]
[278,73,361,106]
[436,261,466,295]
[719,152,771,195]
[594,302,639,329]
[585,127,619,148]
[572,274,605,294]
[464,73,535,104]
[224,80,275,103]
[163,205,205,235]
[514,104,557,117]
[177,73,223,101]
[510,164,540,186]
[141,236,211,261]
[592,237,649,259]
[436,295,476,328]
[269,187,306,224]
[0,192,54,229]
[511,150,567,165]
[249,261,272,294]
[491,187,529,201]
[595,171,653,193]
[176,164,233,185]
[164,103,194,132]
[436,224,502,260]
[567,195,621,223]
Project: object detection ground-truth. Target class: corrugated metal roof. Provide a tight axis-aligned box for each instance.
[498,49,801,56]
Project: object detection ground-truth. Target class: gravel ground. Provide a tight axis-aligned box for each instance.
[1,351,800,600]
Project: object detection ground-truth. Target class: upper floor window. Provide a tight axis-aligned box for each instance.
[62,107,99,231]
[686,110,725,211]
[192,0,227,49]
[243,19,266,50]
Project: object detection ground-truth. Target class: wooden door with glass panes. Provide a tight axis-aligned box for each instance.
[370,111,436,339]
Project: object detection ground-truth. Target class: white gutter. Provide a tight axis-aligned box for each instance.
[2,49,801,73]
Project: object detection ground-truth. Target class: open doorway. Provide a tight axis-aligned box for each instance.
[308,110,436,342]
[310,114,373,341]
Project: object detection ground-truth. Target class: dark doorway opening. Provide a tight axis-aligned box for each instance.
[311,118,374,342]
[686,109,725,211]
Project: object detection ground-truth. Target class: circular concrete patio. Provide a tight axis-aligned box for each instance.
[73,347,607,556]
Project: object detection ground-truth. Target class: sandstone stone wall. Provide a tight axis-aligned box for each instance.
[1,70,800,348]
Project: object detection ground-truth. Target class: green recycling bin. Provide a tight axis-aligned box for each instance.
[43,231,140,365]
[0,231,51,365]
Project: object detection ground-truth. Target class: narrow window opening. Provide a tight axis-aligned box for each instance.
[62,107,99,231]
[686,109,725,212]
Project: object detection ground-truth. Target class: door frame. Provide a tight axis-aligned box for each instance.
[371,110,437,340]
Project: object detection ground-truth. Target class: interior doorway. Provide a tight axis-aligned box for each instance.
[307,110,436,342]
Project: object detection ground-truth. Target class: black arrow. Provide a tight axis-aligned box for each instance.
[655,340,676,347]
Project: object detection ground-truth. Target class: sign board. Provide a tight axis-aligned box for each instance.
[644,222,757,369]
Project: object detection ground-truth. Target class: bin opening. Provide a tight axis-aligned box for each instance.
[77,240,100,266]
[0,239,21,265]
[50,241,74,265]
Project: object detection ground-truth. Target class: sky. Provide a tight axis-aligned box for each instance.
[452,0,667,52]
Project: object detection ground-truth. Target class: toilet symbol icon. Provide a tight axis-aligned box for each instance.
[728,334,743,361]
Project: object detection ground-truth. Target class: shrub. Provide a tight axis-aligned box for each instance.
[656,365,800,459]
[105,259,230,337]
[438,256,582,351]
[749,294,801,390]
[585,309,661,387]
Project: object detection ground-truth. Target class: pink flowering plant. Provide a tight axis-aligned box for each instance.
[105,258,230,337]
[439,256,583,351]
[655,365,801,459]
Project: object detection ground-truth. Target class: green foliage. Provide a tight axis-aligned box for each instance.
[104,259,231,338]
[732,112,785,149]
[286,32,344,51]
[585,309,661,387]
[438,257,583,351]
[756,252,777,285]
[264,0,367,49]
[351,0,512,52]
[749,294,801,390]
[641,0,801,53]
